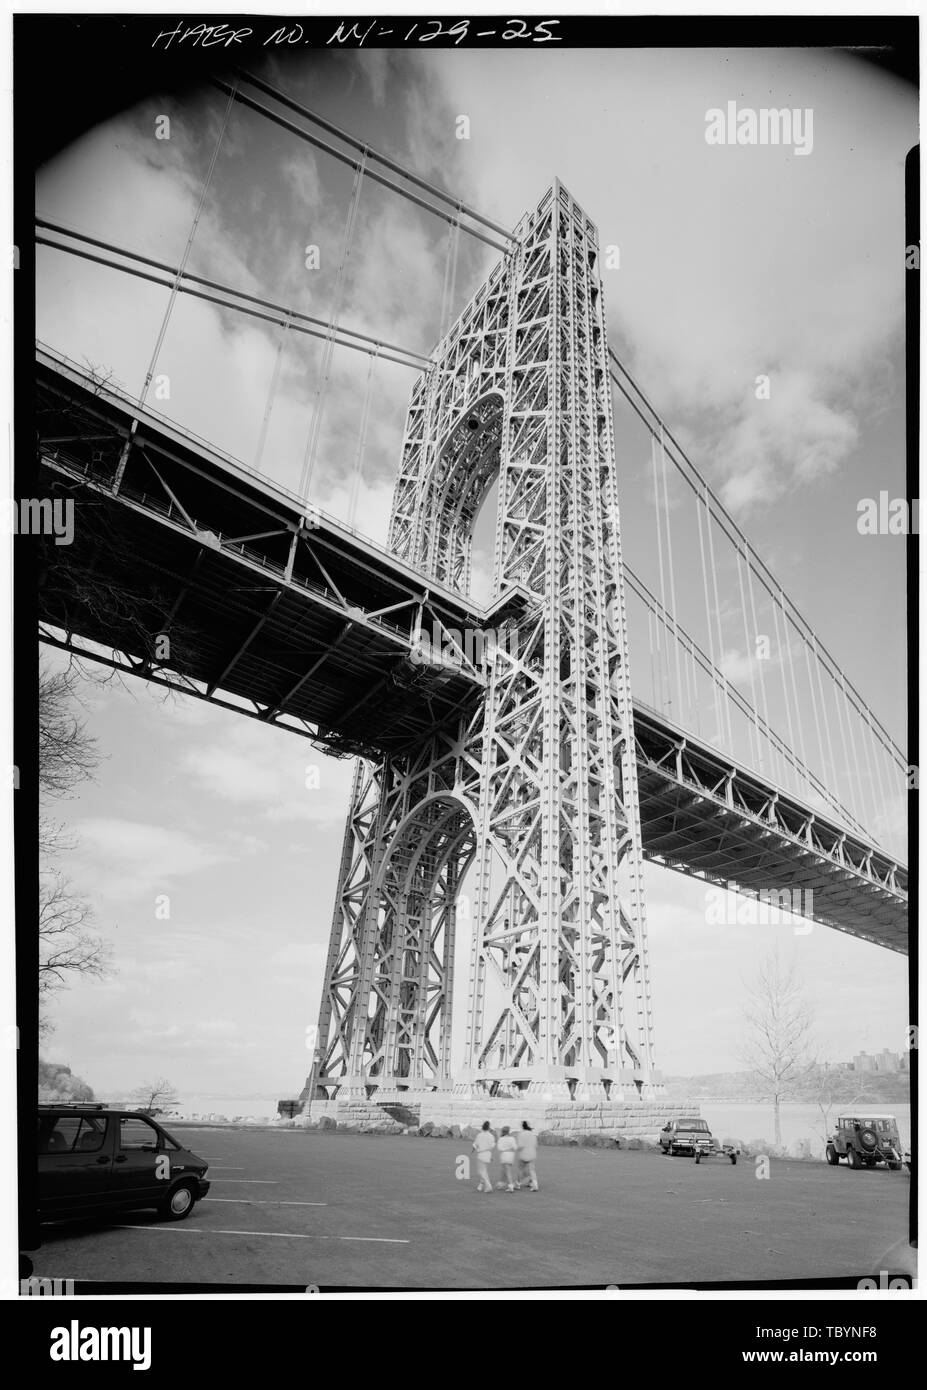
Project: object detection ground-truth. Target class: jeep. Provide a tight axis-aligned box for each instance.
[825,1113,904,1170]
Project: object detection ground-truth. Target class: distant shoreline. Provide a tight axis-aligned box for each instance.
[669,1095,910,1105]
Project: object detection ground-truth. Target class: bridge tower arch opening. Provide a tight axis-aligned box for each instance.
[420,390,505,599]
[309,180,662,1106]
[354,791,476,1094]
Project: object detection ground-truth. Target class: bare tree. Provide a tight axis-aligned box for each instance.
[39,661,100,799]
[740,948,816,1147]
[39,869,111,994]
[131,1079,180,1113]
[38,655,113,1034]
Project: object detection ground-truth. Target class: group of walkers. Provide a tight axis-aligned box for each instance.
[472,1120,539,1193]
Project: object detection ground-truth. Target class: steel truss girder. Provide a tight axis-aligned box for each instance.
[633,708,908,953]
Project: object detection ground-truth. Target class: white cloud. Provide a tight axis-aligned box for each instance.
[180,718,355,823]
[73,818,232,900]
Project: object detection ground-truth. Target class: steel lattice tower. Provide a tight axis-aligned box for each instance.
[309,182,660,1101]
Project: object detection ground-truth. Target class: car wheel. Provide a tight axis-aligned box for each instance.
[825,1144,838,1166]
[159,1180,198,1221]
[888,1161,901,1171]
[847,1147,862,1169]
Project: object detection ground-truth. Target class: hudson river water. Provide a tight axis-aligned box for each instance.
[172,1096,910,1156]
[698,1101,911,1155]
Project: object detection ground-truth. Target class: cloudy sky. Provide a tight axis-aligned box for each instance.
[35,44,913,1099]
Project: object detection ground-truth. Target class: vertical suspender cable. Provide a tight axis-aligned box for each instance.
[853,681,879,830]
[647,605,657,708]
[802,635,828,794]
[865,707,891,835]
[438,207,461,342]
[810,635,839,806]
[658,425,687,723]
[138,79,238,408]
[705,494,735,751]
[735,547,761,772]
[650,432,670,712]
[347,344,379,529]
[771,596,798,800]
[696,491,723,746]
[298,147,368,500]
[745,546,775,783]
[254,310,291,472]
[781,593,811,802]
[832,663,857,827]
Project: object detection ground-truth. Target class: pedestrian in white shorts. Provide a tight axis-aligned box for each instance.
[497,1126,518,1191]
[516,1121,539,1190]
[472,1120,496,1193]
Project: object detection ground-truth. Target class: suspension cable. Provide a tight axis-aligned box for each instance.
[36,221,430,370]
[810,635,840,804]
[626,569,869,836]
[254,310,290,472]
[745,548,773,780]
[439,206,462,343]
[658,425,689,725]
[831,657,856,822]
[735,546,761,772]
[298,149,368,500]
[233,70,515,244]
[771,595,798,800]
[610,351,905,770]
[213,78,512,256]
[650,432,670,712]
[705,490,734,750]
[780,593,812,802]
[348,346,379,528]
[138,80,237,408]
[692,494,722,745]
[802,638,828,793]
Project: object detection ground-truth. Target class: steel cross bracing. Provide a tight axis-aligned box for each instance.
[318,184,659,1100]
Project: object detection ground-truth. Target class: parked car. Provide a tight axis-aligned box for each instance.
[658,1117,737,1162]
[825,1113,904,1170]
[38,1104,210,1221]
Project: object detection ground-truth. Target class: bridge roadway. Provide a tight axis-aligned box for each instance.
[35,348,908,953]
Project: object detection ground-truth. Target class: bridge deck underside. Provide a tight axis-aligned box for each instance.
[36,356,483,758]
[35,355,908,954]
[634,712,907,953]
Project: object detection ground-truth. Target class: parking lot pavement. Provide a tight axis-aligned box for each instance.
[26,1129,913,1290]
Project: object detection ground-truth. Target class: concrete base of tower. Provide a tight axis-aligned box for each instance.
[299,1067,672,1137]
[304,1092,691,1142]
[416,1093,689,1144]
[453,1066,666,1100]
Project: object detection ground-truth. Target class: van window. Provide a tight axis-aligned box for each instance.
[38,1116,107,1153]
[119,1118,161,1151]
